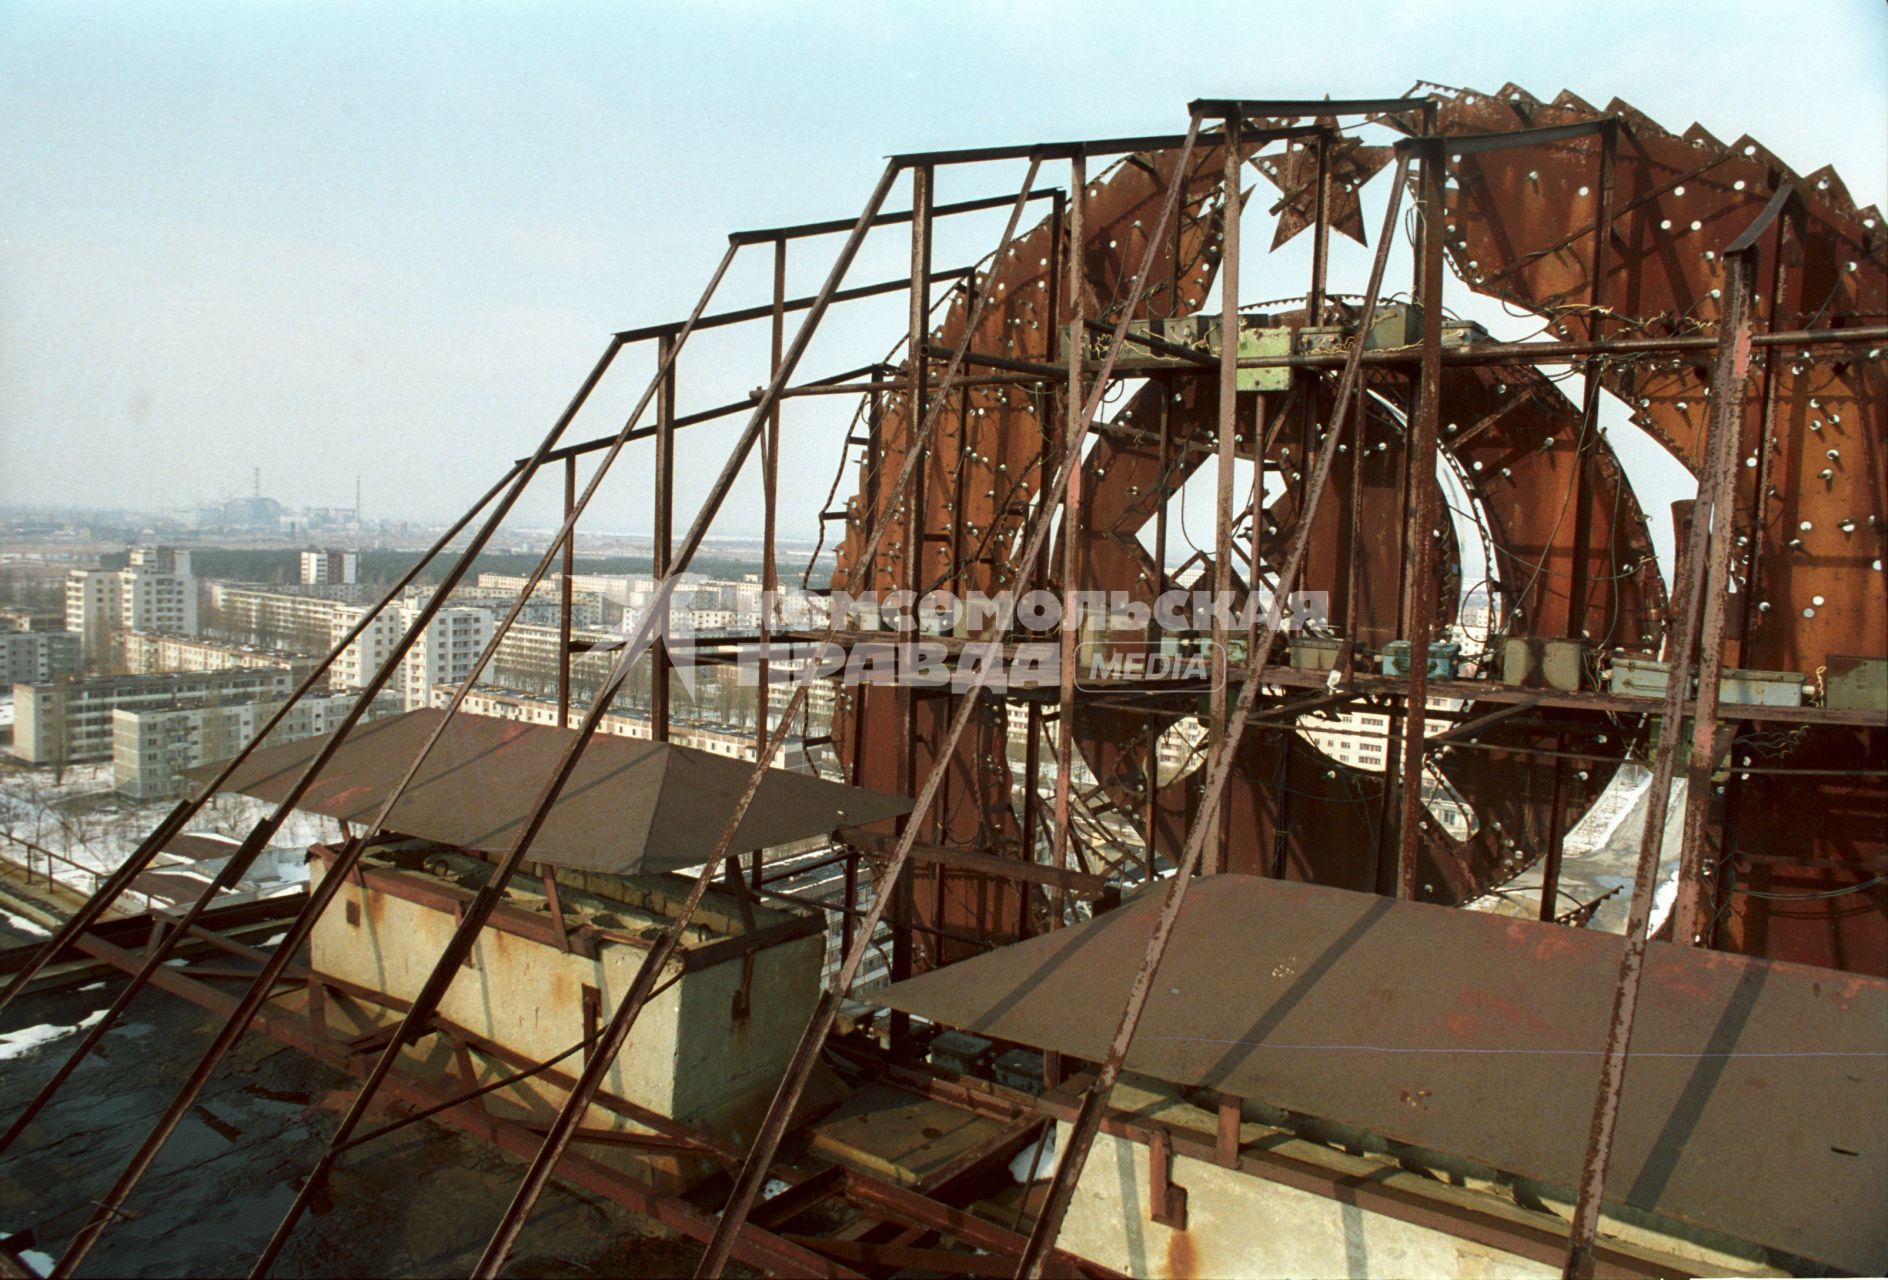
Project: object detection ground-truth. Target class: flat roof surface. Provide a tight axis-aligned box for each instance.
[871,874,1888,1273]
[191,709,911,876]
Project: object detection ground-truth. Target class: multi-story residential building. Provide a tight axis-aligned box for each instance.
[437,685,808,771]
[299,549,359,586]
[11,668,292,766]
[0,631,81,685]
[399,606,493,711]
[0,607,65,632]
[207,583,351,652]
[65,547,197,670]
[112,689,398,801]
[114,630,323,685]
[328,605,405,693]
[1293,695,1461,774]
[486,621,619,695]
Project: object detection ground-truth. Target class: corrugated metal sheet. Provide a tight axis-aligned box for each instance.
[189,709,911,876]
[870,874,1887,1273]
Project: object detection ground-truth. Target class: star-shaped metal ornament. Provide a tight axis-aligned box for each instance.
[1251,120,1393,250]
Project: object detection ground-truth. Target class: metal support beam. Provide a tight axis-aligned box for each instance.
[1559,242,1755,1280]
[1051,150,1086,914]
[1208,115,1241,877]
[470,158,1049,1280]
[693,124,1206,1280]
[1015,146,1412,1279]
[1395,135,1447,899]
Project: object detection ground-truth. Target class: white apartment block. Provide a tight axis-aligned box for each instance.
[65,546,197,670]
[0,631,81,685]
[329,605,405,692]
[1294,694,1462,774]
[112,688,396,801]
[437,685,808,771]
[300,549,359,586]
[209,584,354,650]
[11,668,293,766]
[399,606,493,711]
[115,630,322,685]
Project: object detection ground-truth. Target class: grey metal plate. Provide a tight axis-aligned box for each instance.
[870,874,1888,1272]
[187,709,911,876]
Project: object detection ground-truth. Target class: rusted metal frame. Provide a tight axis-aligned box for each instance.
[784,371,1043,396]
[782,1236,1005,1276]
[1147,1126,1189,1228]
[653,332,676,744]
[1080,317,1216,368]
[841,845,859,956]
[47,321,662,1276]
[308,969,721,1157]
[726,187,1058,246]
[1559,244,1754,1280]
[758,238,786,764]
[1143,388,1173,882]
[1564,121,1617,639]
[695,122,1207,1280]
[1672,231,1774,945]
[1190,96,1427,119]
[470,159,1048,1280]
[313,995,855,1276]
[841,827,1109,897]
[1309,126,1333,324]
[893,163,933,1000]
[1540,731,1570,922]
[1478,146,1746,291]
[0,817,281,1153]
[740,877,997,957]
[558,455,576,725]
[0,460,520,1017]
[749,1163,847,1230]
[838,1170,1118,1277]
[1394,117,1610,158]
[614,266,973,342]
[540,867,571,950]
[333,1035,591,1155]
[889,131,1191,168]
[47,929,854,1279]
[1015,146,1413,1280]
[534,362,881,466]
[1022,699,1044,895]
[36,405,598,1264]
[1050,151,1087,921]
[1050,322,1888,382]
[1427,697,1540,745]
[1731,188,1799,666]
[1031,1087,1689,1280]
[1208,116,1241,877]
[246,168,892,1276]
[1394,137,1449,900]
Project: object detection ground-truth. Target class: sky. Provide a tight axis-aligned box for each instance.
[1,0,1883,546]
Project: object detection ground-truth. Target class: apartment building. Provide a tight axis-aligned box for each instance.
[299,549,359,586]
[112,688,398,801]
[11,668,292,766]
[115,630,323,685]
[400,607,493,710]
[65,546,197,670]
[0,631,81,686]
[437,685,809,772]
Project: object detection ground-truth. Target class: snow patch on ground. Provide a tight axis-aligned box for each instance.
[1009,1129,1056,1183]
[0,1009,104,1061]
[0,909,50,939]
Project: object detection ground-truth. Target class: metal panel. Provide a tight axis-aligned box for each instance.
[869,873,1887,1273]
[188,709,911,876]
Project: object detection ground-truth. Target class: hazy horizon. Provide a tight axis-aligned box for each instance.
[4,2,1884,546]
